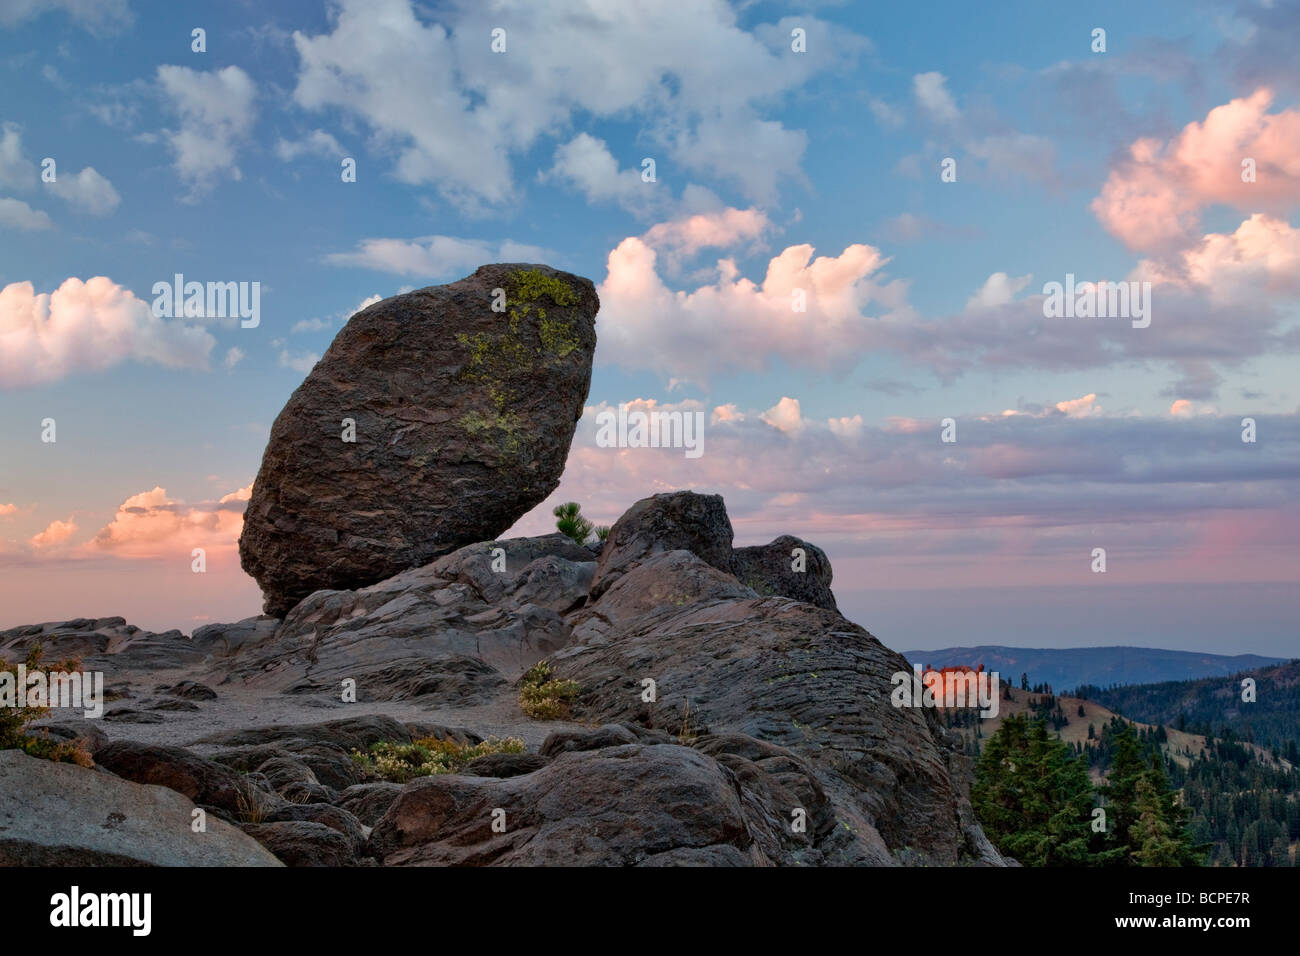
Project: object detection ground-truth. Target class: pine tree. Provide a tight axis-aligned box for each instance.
[972,714,1118,866]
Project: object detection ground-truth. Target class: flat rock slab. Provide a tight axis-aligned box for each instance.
[0,750,282,866]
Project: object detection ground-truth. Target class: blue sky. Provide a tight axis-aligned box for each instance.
[1,0,1298,655]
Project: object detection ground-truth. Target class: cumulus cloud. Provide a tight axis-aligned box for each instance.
[543,133,657,215]
[157,65,257,194]
[0,503,17,517]
[88,485,249,559]
[1136,213,1300,302]
[275,129,345,162]
[761,396,804,433]
[1055,393,1102,418]
[0,197,52,230]
[223,347,244,371]
[290,0,862,208]
[1092,88,1300,251]
[30,517,76,550]
[596,235,912,385]
[642,206,771,259]
[914,72,960,123]
[325,235,550,278]
[0,123,33,189]
[278,349,319,374]
[45,165,121,215]
[966,271,1032,309]
[0,276,215,388]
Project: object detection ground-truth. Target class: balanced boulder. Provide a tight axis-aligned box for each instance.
[239,264,599,615]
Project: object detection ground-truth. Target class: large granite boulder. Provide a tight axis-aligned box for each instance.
[239,264,599,615]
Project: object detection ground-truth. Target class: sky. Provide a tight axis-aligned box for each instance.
[0,0,1297,656]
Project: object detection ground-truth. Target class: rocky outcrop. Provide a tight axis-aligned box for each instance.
[589,491,734,599]
[550,538,999,864]
[732,534,838,612]
[239,264,600,615]
[93,740,279,822]
[587,491,841,611]
[0,616,204,671]
[368,723,871,866]
[7,487,1002,866]
[212,534,595,704]
[240,821,358,867]
[0,750,282,866]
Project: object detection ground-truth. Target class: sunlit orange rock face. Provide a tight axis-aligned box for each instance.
[922,664,987,707]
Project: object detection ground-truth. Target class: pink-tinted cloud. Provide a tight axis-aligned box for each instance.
[0,276,215,388]
[641,206,770,258]
[29,517,76,550]
[1092,89,1300,251]
[87,484,250,559]
[1136,213,1300,301]
[1054,393,1101,418]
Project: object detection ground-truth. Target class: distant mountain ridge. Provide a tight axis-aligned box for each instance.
[1080,659,1300,754]
[900,645,1285,692]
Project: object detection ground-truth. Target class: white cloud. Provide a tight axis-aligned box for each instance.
[0,276,215,388]
[966,271,1032,309]
[0,123,33,189]
[914,72,959,123]
[223,347,245,371]
[46,165,121,215]
[642,207,771,258]
[157,65,257,194]
[290,317,330,334]
[868,97,904,130]
[278,349,319,374]
[828,414,865,438]
[0,197,52,230]
[761,396,804,433]
[596,234,913,385]
[325,236,550,278]
[543,133,656,215]
[275,129,345,161]
[290,0,862,207]
[0,0,130,34]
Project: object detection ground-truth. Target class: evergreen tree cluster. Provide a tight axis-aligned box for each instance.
[973,714,1205,866]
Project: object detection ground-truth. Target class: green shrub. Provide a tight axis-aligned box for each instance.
[349,734,526,783]
[0,644,92,767]
[519,659,580,720]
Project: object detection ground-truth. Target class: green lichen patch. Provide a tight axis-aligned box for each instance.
[509,268,579,307]
[539,317,581,357]
[459,408,526,457]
